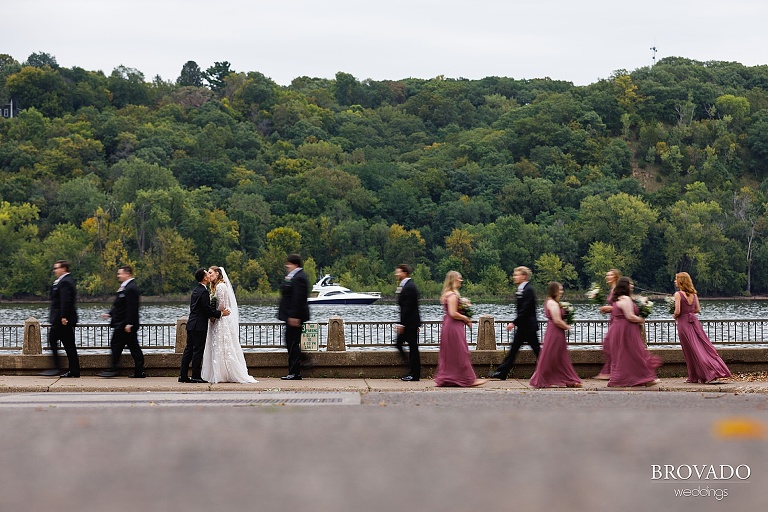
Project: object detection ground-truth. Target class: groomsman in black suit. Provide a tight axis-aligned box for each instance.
[277,254,310,380]
[40,260,80,377]
[179,268,230,383]
[395,263,422,381]
[489,266,541,380]
[97,265,145,378]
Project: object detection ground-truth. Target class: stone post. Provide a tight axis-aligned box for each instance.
[476,315,497,351]
[326,316,346,352]
[175,317,188,353]
[23,317,42,355]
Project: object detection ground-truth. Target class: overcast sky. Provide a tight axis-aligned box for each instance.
[6,0,768,86]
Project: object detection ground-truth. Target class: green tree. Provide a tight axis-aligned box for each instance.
[204,61,233,92]
[577,193,658,272]
[582,241,630,285]
[534,253,578,287]
[176,60,205,87]
[663,200,732,291]
[385,224,426,268]
[142,227,197,295]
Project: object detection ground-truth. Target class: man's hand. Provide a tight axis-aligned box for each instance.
[506,322,515,331]
[395,325,404,334]
[61,318,68,326]
[288,317,301,328]
[222,308,230,317]
[124,324,132,333]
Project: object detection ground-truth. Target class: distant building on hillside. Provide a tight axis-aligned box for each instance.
[1,99,20,118]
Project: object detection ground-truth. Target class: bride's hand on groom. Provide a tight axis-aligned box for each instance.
[221,308,230,317]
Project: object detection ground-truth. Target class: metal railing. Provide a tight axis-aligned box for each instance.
[0,325,22,350]
[3,318,768,351]
[239,322,328,349]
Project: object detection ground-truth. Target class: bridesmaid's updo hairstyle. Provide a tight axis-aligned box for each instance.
[675,272,697,295]
[546,281,562,301]
[613,276,632,299]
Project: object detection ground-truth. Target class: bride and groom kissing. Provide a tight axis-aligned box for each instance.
[179,266,257,384]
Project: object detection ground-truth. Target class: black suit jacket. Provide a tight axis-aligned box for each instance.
[187,283,222,332]
[277,269,310,322]
[49,273,78,326]
[512,282,539,332]
[110,279,141,331]
[397,279,421,328]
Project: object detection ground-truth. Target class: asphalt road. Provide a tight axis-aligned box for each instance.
[1,389,767,512]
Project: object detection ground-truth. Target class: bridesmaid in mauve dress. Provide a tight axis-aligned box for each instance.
[674,272,731,383]
[529,282,582,388]
[607,277,662,387]
[434,271,486,387]
[595,269,621,380]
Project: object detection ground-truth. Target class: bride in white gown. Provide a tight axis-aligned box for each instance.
[201,266,257,383]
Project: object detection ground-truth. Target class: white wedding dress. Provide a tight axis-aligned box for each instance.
[201,269,257,383]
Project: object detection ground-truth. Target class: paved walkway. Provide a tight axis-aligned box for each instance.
[2,375,767,393]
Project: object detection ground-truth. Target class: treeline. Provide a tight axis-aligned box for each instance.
[2,52,768,298]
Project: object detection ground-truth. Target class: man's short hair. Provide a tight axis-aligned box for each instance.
[54,260,70,272]
[396,263,413,276]
[286,254,303,267]
[119,265,133,275]
[194,268,207,282]
[514,266,532,279]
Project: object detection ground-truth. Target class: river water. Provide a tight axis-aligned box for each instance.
[1,300,766,325]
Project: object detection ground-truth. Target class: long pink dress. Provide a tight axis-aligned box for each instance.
[434,293,478,387]
[676,291,731,383]
[529,299,581,388]
[607,301,662,387]
[598,290,615,375]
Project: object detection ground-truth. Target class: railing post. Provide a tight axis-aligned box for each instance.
[476,315,497,350]
[23,317,42,355]
[327,316,346,351]
[175,317,188,353]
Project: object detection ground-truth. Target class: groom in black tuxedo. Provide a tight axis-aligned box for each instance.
[489,266,541,380]
[179,268,229,383]
[395,263,421,381]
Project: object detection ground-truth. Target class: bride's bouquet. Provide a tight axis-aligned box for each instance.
[210,291,218,311]
[634,295,654,318]
[458,297,475,318]
[560,301,575,324]
[586,282,604,305]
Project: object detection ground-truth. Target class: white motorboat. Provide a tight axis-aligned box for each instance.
[308,275,381,305]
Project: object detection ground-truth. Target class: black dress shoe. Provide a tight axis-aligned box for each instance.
[400,375,419,382]
[280,374,302,380]
[189,378,208,383]
[96,370,118,378]
[178,376,192,383]
[130,372,147,378]
[39,369,63,377]
[487,371,507,381]
[61,371,80,378]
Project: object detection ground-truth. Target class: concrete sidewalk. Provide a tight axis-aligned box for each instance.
[1,375,767,393]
